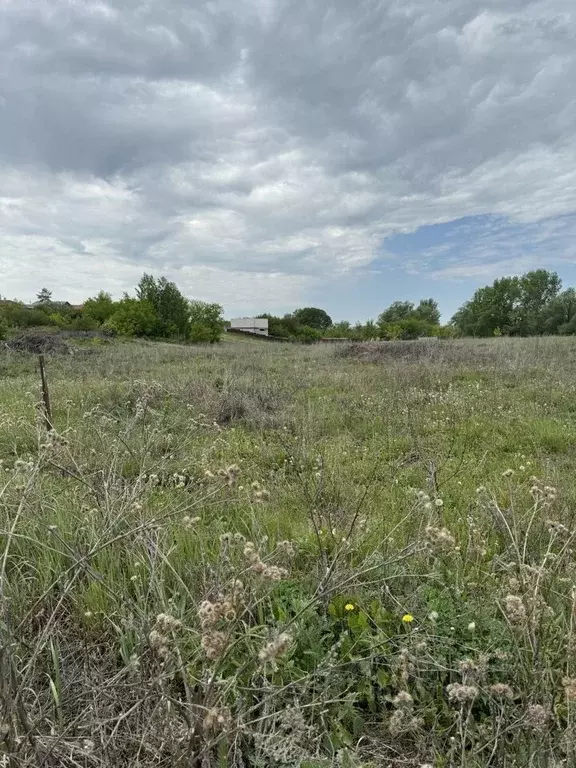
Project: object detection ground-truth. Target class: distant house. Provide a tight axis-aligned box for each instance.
[228,317,269,336]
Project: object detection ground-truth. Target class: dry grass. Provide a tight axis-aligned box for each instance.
[1,336,576,766]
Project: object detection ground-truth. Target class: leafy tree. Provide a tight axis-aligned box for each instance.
[542,289,576,335]
[83,291,116,325]
[36,288,52,305]
[514,270,562,335]
[452,271,562,337]
[451,277,522,337]
[362,320,378,340]
[188,301,224,343]
[378,301,416,325]
[322,321,353,338]
[414,298,441,325]
[105,298,158,337]
[379,318,434,340]
[136,274,190,338]
[378,299,441,338]
[292,307,333,330]
[379,323,403,340]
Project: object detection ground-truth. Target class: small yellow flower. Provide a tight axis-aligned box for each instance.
[402,614,415,623]
[344,603,355,612]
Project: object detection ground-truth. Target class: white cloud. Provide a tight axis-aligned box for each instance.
[1,0,576,311]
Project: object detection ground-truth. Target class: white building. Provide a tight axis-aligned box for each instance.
[228,317,269,336]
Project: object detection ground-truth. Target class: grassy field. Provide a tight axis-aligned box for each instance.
[2,335,576,767]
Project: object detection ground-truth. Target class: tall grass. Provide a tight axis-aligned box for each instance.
[1,337,576,766]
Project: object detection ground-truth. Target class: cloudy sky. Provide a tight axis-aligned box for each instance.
[2,0,576,321]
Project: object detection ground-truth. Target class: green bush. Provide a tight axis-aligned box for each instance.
[0,304,56,329]
[105,298,158,337]
[70,314,100,331]
[188,322,215,343]
[189,301,224,343]
[295,325,322,343]
[47,312,71,328]
[83,291,116,325]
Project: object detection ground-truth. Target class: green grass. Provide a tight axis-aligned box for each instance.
[2,336,576,766]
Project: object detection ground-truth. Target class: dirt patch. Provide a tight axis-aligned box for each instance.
[5,332,71,355]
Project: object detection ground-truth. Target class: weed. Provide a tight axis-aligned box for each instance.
[0,336,576,766]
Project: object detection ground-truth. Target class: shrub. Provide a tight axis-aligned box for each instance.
[295,325,322,343]
[105,298,158,337]
[189,301,225,343]
[47,312,71,328]
[83,291,116,325]
[70,314,100,331]
[188,322,214,343]
[0,304,57,329]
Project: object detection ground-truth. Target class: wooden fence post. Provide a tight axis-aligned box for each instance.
[38,354,53,431]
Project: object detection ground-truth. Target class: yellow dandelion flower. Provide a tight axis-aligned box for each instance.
[344,603,355,612]
[402,614,415,623]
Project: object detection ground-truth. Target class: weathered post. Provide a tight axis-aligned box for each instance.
[38,354,53,431]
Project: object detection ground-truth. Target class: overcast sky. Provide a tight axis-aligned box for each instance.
[2,0,576,321]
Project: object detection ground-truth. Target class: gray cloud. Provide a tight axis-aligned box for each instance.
[1,0,576,310]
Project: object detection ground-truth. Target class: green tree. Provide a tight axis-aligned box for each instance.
[292,307,333,330]
[136,274,190,338]
[451,277,522,337]
[36,287,53,305]
[359,320,378,340]
[414,298,441,325]
[542,289,576,335]
[322,321,353,338]
[188,301,224,343]
[379,318,433,340]
[378,299,441,335]
[514,270,562,335]
[105,298,158,337]
[83,291,116,325]
[452,271,562,337]
[378,301,416,325]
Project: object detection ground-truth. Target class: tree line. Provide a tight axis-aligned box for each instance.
[1,268,574,343]
[261,270,576,340]
[259,298,446,341]
[0,275,225,342]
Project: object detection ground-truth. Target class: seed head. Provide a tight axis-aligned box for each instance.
[201,630,228,660]
[392,690,413,707]
[258,632,293,664]
[525,704,549,730]
[504,594,527,625]
[425,526,456,551]
[563,677,576,701]
[489,683,514,699]
[446,683,478,704]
